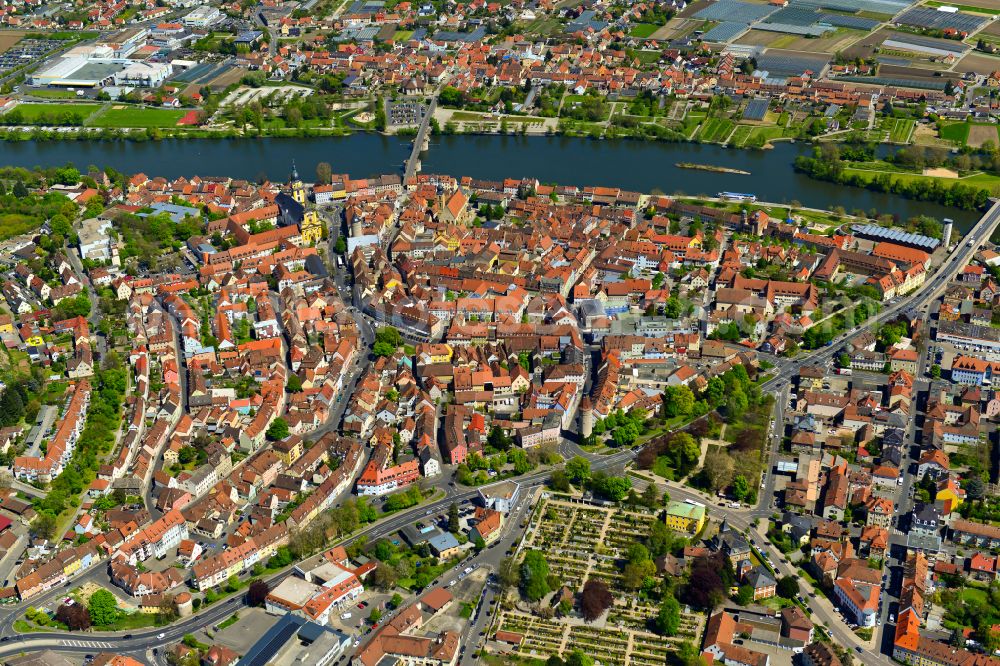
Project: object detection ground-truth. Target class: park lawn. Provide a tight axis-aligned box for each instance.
[747,125,788,143]
[629,23,658,37]
[87,107,187,128]
[842,165,1000,189]
[6,103,102,122]
[939,121,971,144]
[889,118,914,143]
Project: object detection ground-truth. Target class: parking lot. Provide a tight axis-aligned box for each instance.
[0,39,61,74]
[387,100,425,126]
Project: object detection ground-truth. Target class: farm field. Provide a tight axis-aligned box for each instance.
[967,123,999,148]
[0,31,25,53]
[87,107,187,128]
[953,51,1000,74]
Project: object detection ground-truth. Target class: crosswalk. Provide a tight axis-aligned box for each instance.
[60,640,115,648]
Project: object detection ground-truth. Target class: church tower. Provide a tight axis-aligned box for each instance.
[290,160,306,205]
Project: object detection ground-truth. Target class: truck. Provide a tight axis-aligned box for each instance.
[836,367,852,376]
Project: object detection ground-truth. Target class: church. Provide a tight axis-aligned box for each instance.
[275,161,324,246]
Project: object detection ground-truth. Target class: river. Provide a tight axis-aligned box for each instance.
[0,134,979,230]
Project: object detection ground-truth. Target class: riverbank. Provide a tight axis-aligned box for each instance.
[0,134,980,230]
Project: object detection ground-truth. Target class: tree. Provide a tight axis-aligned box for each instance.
[369,608,383,623]
[266,417,289,441]
[836,352,851,369]
[702,450,735,493]
[88,589,120,627]
[55,603,91,631]
[662,385,695,418]
[520,550,551,602]
[966,477,985,500]
[656,595,681,635]
[31,513,57,540]
[371,563,398,590]
[448,502,460,533]
[316,162,332,185]
[498,556,520,589]
[390,593,403,609]
[565,456,591,485]
[550,469,571,492]
[641,483,659,508]
[565,651,594,666]
[777,576,800,599]
[579,579,613,622]
[593,474,632,501]
[683,554,727,609]
[734,584,754,606]
[731,475,750,502]
[246,580,270,607]
[286,374,303,392]
[930,364,941,379]
[334,236,347,254]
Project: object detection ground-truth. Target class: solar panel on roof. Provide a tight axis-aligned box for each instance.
[743,99,769,120]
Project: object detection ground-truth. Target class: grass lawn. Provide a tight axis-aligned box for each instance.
[842,163,1000,189]
[962,587,989,605]
[393,29,414,40]
[29,89,80,100]
[5,103,102,123]
[651,455,676,480]
[939,121,971,144]
[87,107,186,128]
[629,23,659,37]
[729,125,753,146]
[889,118,914,143]
[634,50,662,65]
[699,117,735,143]
[459,602,474,619]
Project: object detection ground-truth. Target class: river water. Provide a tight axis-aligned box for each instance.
[0,134,979,230]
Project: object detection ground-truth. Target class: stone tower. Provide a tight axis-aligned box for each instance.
[580,395,594,439]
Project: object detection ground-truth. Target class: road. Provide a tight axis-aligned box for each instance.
[758,198,1000,398]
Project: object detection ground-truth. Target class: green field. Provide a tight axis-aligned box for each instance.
[28,89,80,100]
[699,117,735,143]
[939,121,971,144]
[87,107,186,128]
[925,0,1000,14]
[889,118,914,143]
[634,50,662,65]
[393,29,414,41]
[4,103,102,123]
[629,23,658,37]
